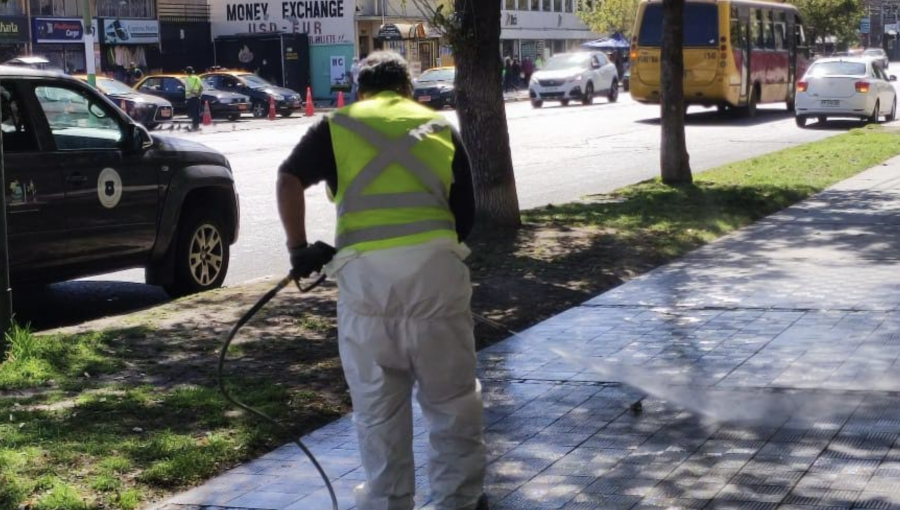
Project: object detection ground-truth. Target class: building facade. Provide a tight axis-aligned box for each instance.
[500,0,599,62]
[355,0,448,74]
[209,0,354,98]
[157,0,212,72]
[0,0,29,62]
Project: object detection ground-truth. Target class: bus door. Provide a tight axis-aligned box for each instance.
[734,7,751,103]
[786,12,797,101]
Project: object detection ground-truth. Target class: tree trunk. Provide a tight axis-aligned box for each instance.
[659,0,693,184]
[453,0,522,230]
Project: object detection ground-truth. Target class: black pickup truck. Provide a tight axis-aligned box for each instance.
[0,66,240,296]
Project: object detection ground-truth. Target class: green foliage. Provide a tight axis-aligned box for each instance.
[578,0,641,37]
[794,0,863,48]
[0,326,123,390]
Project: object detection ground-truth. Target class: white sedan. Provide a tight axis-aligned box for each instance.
[795,57,897,128]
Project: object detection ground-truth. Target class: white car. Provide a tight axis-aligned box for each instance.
[529,52,619,108]
[795,57,897,127]
[863,48,889,70]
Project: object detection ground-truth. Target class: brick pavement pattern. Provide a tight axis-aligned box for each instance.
[154,160,900,510]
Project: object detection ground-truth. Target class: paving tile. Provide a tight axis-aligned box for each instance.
[224,491,304,510]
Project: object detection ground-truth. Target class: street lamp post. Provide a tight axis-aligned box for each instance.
[83,0,96,86]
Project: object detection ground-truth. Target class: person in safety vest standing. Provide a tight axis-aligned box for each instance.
[184,66,203,131]
[276,51,487,510]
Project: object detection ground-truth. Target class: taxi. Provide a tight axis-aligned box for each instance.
[133,73,249,121]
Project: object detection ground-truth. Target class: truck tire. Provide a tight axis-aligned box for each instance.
[164,207,230,297]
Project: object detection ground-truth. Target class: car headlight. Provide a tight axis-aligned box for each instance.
[272,94,285,101]
[567,75,583,82]
[530,77,538,85]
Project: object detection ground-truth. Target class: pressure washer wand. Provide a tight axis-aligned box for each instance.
[217,273,338,510]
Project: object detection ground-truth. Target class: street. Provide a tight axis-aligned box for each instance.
[15,95,855,327]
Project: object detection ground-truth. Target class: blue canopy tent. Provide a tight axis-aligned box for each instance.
[582,32,630,50]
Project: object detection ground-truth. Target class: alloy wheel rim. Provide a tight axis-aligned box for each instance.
[253,103,266,117]
[189,224,223,286]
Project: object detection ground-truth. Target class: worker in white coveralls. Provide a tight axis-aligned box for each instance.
[276,51,488,510]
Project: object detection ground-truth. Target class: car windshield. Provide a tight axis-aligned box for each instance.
[864,49,886,56]
[543,54,592,71]
[807,61,867,77]
[418,69,455,82]
[96,78,134,95]
[241,74,273,88]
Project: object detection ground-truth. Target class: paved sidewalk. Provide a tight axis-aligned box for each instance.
[155,159,900,510]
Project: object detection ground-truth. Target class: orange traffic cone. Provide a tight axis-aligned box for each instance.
[268,95,276,121]
[337,91,345,108]
[202,100,212,126]
[305,87,315,117]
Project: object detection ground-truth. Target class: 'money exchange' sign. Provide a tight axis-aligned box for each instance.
[211,0,353,45]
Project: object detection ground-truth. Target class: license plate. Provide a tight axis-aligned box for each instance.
[418,96,432,102]
[238,104,247,111]
[543,87,559,93]
[159,109,172,118]
[821,100,840,107]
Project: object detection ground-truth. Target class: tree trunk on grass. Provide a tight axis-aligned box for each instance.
[660,0,693,184]
[453,0,522,230]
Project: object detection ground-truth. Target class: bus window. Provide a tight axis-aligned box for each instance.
[752,9,763,49]
[637,2,719,47]
[774,12,786,50]
[794,15,809,58]
[764,11,775,49]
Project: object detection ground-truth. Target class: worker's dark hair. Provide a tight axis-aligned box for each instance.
[357,51,412,98]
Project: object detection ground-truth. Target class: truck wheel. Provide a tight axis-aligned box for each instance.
[164,207,230,297]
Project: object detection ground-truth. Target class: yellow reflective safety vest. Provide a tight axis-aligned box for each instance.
[328,91,457,253]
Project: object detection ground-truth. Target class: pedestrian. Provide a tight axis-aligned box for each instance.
[276,50,487,510]
[125,62,143,86]
[535,54,544,70]
[504,57,514,92]
[184,66,203,131]
[350,56,360,102]
[522,56,534,86]
[511,57,522,89]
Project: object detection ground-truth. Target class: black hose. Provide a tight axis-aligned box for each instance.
[217,273,338,510]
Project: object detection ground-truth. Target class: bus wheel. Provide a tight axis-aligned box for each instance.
[716,105,728,116]
[795,115,807,128]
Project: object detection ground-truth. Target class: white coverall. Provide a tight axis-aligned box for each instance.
[327,238,486,510]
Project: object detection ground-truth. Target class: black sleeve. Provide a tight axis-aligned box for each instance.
[449,131,476,241]
[278,118,338,194]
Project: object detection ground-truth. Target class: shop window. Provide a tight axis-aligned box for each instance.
[97,0,153,18]
[0,0,24,15]
[531,0,539,11]
[555,0,563,11]
[543,0,552,11]
[506,0,516,9]
[30,0,84,17]
[565,0,574,12]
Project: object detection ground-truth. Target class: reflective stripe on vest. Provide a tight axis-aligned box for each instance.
[329,101,456,252]
[330,114,451,216]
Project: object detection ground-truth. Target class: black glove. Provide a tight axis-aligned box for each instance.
[289,241,336,279]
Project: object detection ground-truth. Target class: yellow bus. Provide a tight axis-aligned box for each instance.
[629,0,810,115]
